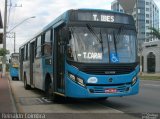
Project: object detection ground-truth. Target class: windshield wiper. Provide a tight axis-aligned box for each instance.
[113,26,124,56]
[113,31,118,55]
[86,23,104,52]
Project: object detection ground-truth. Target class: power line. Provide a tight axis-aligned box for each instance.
[7,0,22,30]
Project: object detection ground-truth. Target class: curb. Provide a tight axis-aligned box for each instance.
[8,75,24,113]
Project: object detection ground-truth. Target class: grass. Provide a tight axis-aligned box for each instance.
[139,76,160,80]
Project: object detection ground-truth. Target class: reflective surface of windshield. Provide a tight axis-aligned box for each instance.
[67,27,136,63]
[11,56,19,65]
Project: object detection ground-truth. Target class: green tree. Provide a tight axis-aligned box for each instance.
[0,48,10,56]
[149,27,160,39]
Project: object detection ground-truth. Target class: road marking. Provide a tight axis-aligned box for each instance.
[93,101,124,113]
[143,84,160,87]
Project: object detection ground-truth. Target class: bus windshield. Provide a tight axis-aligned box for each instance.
[11,56,19,67]
[67,26,136,63]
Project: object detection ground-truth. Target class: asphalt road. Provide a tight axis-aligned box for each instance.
[99,80,160,113]
[9,78,160,119]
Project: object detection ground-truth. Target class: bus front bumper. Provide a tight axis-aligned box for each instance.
[65,78,139,98]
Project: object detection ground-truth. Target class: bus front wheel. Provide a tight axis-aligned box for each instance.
[24,74,30,90]
[45,81,53,100]
[45,79,61,102]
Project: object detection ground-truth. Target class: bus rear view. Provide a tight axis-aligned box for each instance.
[65,9,139,99]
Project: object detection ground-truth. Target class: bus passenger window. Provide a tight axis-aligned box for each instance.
[36,36,42,58]
[44,30,52,56]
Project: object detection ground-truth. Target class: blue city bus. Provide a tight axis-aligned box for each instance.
[9,53,19,80]
[19,9,139,101]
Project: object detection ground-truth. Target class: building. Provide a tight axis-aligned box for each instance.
[0,11,2,28]
[142,40,160,73]
[111,0,124,13]
[0,10,3,44]
[111,0,159,46]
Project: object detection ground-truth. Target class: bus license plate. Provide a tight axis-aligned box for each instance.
[105,88,117,93]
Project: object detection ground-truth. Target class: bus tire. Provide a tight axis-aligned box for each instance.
[24,74,30,90]
[45,77,53,100]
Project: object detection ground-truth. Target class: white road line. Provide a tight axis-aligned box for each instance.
[143,84,160,87]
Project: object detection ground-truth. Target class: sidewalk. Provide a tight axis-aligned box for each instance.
[140,73,160,76]
[0,74,16,112]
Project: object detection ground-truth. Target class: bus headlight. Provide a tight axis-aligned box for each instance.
[68,72,85,87]
[132,76,137,85]
[68,73,76,81]
[77,77,85,86]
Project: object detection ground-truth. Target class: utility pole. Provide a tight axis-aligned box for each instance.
[3,0,7,50]
[2,0,8,77]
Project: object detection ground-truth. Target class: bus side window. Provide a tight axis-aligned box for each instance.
[34,39,37,58]
[28,43,30,59]
[44,30,52,56]
[25,44,28,60]
[21,48,24,62]
[24,45,26,61]
[36,36,42,58]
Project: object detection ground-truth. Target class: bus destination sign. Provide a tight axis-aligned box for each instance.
[93,14,114,22]
[77,11,131,24]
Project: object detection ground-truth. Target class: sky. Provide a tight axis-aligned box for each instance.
[0,0,160,53]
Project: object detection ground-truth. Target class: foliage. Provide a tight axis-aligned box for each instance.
[149,27,160,39]
[0,48,10,56]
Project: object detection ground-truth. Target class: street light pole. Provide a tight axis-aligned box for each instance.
[3,0,7,50]
[8,16,35,33]
[7,16,35,53]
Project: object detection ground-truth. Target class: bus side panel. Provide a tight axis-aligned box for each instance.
[33,58,44,90]
[23,61,30,85]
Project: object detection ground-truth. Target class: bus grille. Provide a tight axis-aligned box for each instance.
[83,66,134,75]
[68,61,138,75]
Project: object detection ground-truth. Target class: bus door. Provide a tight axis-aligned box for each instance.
[30,41,35,86]
[20,48,24,80]
[54,26,65,94]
